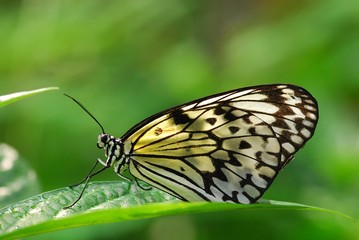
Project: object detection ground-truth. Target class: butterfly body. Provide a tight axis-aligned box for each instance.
[95,84,318,204]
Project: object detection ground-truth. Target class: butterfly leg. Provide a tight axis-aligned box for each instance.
[67,160,100,189]
[97,158,108,167]
[63,158,110,209]
[134,177,152,191]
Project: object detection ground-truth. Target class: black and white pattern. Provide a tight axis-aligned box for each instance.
[97,84,318,204]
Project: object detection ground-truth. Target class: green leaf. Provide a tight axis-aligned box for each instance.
[0,144,41,209]
[0,181,354,240]
[0,87,59,108]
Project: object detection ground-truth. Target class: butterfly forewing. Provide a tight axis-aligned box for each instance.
[121,84,318,203]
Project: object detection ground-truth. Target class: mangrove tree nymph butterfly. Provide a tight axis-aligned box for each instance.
[64,84,318,209]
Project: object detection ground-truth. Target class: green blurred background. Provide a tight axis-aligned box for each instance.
[1,0,358,239]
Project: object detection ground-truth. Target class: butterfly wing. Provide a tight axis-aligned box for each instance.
[121,84,318,203]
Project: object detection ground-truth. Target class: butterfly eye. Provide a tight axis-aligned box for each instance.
[97,134,108,148]
[101,134,108,143]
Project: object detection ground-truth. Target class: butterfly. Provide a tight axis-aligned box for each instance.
[64,84,318,208]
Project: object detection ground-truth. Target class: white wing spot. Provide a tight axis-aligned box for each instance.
[304,105,316,111]
[307,112,317,120]
[300,128,311,138]
[234,93,268,101]
[243,185,261,198]
[283,142,295,153]
[221,89,253,101]
[232,102,279,114]
[304,99,315,104]
[251,174,267,188]
[258,166,276,178]
[302,119,314,127]
[290,135,303,145]
[197,94,230,107]
[181,103,196,111]
[236,193,251,204]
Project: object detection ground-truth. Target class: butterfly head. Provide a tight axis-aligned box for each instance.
[97,133,110,148]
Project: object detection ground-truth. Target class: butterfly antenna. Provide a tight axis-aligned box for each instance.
[64,94,106,133]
